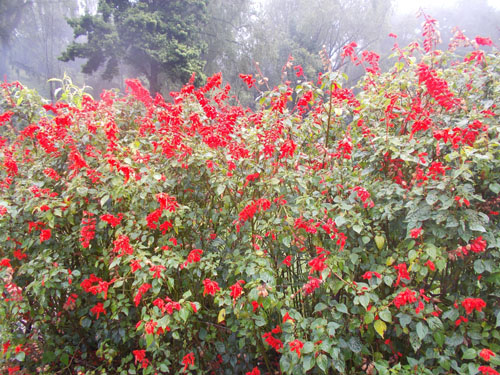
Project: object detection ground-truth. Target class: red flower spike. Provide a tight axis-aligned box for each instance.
[182,352,195,372]
[289,339,304,358]
[478,366,500,375]
[480,349,496,362]
[246,367,261,375]
[202,278,220,296]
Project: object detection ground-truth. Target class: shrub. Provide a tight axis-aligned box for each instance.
[1,21,499,375]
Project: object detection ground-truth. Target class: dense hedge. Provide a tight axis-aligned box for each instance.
[1,19,499,375]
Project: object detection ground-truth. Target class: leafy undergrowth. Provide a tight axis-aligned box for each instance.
[1,16,499,375]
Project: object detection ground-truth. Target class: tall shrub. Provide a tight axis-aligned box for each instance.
[1,20,499,375]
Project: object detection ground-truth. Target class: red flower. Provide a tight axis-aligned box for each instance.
[341,41,358,62]
[203,279,220,296]
[149,264,166,279]
[246,367,261,375]
[283,312,294,323]
[394,263,410,287]
[362,271,382,280]
[112,235,133,257]
[289,339,304,357]
[156,193,179,212]
[476,36,493,46]
[134,283,152,306]
[13,249,26,260]
[455,315,468,327]
[190,302,198,313]
[393,288,417,309]
[146,208,162,229]
[100,213,123,227]
[0,111,13,126]
[424,260,435,271]
[80,212,96,248]
[251,300,262,312]
[294,65,304,77]
[239,74,256,89]
[480,349,496,362]
[40,229,51,243]
[159,220,172,234]
[303,277,322,295]
[0,258,12,268]
[470,236,487,253]
[182,352,195,372]
[282,255,292,267]
[144,320,157,335]
[90,302,106,319]
[132,349,149,368]
[180,249,203,269]
[2,340,10,354]
[263,327,283,352]
[479,366,500,375]
[130,259,142,273]
[461,297,486,314]
[229,280,245,301]
[410,227,422,239]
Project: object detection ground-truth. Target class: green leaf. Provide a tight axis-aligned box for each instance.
[15,351,26,361]
[100,194,109,206]
[60,353,69,366]
[364,311,374,324]
[180,308,190,323]
[469,222,486,232]
[434,331,444,348]
[216,184,225,195]
[335,215,347,227]
[77,186,88,196]
[317,354,328,372]
[379,309,392,323]
[280,355,291,373]
[348,336,362,353]
[359,294,370,309]
[410,332,421,352]
[374,320,387,338]
[303,355,315,372]
[462,348,476,360]
[302,341,314,354]
[427,316,443,330]
[336,303,348,314]
[489,182,500,194]
[416,322,428,340]
[398,313,411,328]
[314,302,328,313]
[145,334,154,348]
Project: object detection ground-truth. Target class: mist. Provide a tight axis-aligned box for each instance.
[1,0,498,101]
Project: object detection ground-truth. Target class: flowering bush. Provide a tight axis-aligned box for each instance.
[1,19,499,375]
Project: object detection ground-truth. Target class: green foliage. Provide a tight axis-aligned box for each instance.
[60,0,208,95]
[0,27,499,375]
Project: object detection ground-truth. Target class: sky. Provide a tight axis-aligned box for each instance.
[394,0,500,13]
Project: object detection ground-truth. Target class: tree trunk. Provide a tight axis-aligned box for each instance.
[148,60,161,97]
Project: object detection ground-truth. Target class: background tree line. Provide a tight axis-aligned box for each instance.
[0,0,499,103]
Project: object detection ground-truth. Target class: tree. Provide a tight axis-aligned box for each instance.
[60,0,208,95]
[249,0,392,86]
[4,0,80,99]
[0,0,30,77]
[201,0,255,98]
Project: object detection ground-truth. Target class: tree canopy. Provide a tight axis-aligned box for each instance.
[60,0,208,95]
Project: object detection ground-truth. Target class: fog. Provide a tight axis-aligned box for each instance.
[0,0,498,100]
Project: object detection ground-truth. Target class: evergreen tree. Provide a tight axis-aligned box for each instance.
[60,0,208,95]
